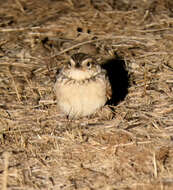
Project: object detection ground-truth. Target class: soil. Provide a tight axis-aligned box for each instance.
[0,0,173,189]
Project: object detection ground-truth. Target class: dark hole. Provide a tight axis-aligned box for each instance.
[102,55,129,106]
[41,37,49,44]
[77,27,83,32]
[87,29,91,34]
[2,133,6,140]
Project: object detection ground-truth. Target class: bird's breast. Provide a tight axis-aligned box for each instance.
[54,78,107,118]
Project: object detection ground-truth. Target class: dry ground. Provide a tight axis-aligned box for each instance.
[0,0,173,189]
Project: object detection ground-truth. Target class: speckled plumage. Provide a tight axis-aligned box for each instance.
[54,53,111,119]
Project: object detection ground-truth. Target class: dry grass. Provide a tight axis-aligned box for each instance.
[0,0,173,189]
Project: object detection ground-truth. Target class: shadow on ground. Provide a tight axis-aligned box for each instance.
[102,55,129,106]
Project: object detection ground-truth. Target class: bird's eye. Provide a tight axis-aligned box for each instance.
[67,62,71,67]
[87,62,92,67]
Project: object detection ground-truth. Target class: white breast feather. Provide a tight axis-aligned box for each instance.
[68,69,92,80]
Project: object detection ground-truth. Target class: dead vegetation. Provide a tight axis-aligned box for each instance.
[0,0,173,189]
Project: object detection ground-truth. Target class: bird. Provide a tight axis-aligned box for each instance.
[54,53,112,119]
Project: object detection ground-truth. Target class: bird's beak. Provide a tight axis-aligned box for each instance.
[75,62,81,68]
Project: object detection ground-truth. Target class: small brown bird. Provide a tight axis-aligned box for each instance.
[54,53,111,119]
